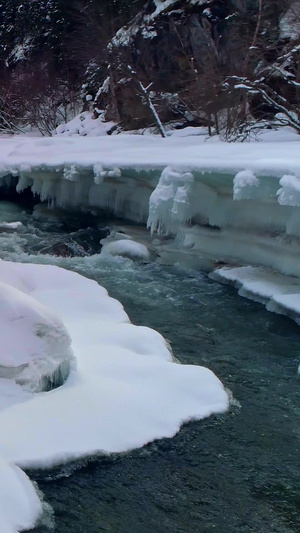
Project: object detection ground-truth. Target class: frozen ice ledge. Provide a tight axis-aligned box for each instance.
[1,135,300,277]
[210,266,300,325]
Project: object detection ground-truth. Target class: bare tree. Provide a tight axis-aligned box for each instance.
[225,41,300,137]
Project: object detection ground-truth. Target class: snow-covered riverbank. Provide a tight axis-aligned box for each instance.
[1,128,300,277]
[0,257,228,532]
[210,266,300,325]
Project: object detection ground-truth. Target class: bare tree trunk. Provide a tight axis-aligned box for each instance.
[109,66,121,123]
[243,0,263,76]
[127,66,166,138]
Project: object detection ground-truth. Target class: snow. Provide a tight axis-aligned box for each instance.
[101,239,150,260]
[1,129,300,276]
[0,458,42,533]
[152,0,179,18]
[0,280,73,393]
[148,166,194,234]
[0,124,300,529]
[142,27,157,39]
[151,0,206,19]
[210,265,300,322]
[0,221,23,229]
[110,0,207,48]
[233,170,259,201]
[8,38,32,64]
[277,174,300,206]
[0,128,299,176]
[0,258,228,530]
[56,111,116,137]
[0,222,23,233]
[94,77,110,101]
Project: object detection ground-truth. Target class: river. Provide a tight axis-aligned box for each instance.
[0,201,299,533]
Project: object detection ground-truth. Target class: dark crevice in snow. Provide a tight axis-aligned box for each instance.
[39,360,72,392]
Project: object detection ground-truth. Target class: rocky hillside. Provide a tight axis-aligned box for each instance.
[0,0,299,136]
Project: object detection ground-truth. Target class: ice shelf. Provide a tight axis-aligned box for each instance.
[1,135,300,276]
[210,265,300,324]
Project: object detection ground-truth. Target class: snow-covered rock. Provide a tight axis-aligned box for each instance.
[101,239,150,260]
[0,279,73,395]
[0,222,23,233]
[56,111,116,137]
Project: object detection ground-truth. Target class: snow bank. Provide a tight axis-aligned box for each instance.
[0,130,299,233]
[0,130,299,175]
[0,457,42,533]
[0,260,227,467]
[210,265,300,322]
[1,131,300,276]
[0,258,228,528]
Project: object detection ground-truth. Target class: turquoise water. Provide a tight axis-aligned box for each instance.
[0,205,300,533]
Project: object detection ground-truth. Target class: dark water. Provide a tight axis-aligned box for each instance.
[1,205,300,533]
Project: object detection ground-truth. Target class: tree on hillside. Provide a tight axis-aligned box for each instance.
[0,0,299,136]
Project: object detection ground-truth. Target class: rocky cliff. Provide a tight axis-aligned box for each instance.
[0,0,299,134]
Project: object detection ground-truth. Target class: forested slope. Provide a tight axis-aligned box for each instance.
[0,0,299,136]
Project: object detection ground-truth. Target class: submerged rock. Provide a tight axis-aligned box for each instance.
[39,242,87,258]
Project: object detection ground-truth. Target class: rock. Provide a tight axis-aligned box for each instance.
[39,242,87,258]
[0,222,23,233]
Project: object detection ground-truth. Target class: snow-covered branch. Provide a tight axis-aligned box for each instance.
[228,68,300,135]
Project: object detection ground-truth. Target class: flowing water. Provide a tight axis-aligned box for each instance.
[1,202,300,533]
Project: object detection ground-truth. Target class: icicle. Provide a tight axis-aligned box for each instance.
[147,166,194,235]
[63,165,80,182]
